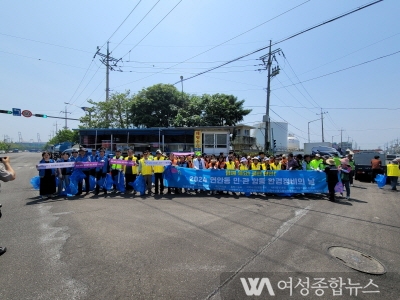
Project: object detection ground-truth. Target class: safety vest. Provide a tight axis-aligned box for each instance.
[305,161,312,170]
[333,157,341,167]
[239,164,248,170]
[226,161,236,170]
[124,156,138,174]
[269,163,281,170]
[310,159,322,170]
[251,163,264,170]
[153,156,165,173]
[139,158,153,175]
[387,164,400,177]
[111,156,123,170]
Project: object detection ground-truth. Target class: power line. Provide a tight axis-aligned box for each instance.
[120,0,182,58]
[0,32,92,53]
[275,49,400,90]
[171,0,383,85]
[112,0,161,53]
[114,0,310,88]
[106,1,142,44]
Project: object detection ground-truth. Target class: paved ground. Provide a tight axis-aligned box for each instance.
[0,152,399,299]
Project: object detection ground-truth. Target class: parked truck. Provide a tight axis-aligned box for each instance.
[354,151,386,182]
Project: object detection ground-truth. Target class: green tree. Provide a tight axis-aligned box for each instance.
[79,91,134,128]
[202,94,251,126]
[130,84,184,128]
[47,129,79,145]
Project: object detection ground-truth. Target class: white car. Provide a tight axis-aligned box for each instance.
[0,150,5,154]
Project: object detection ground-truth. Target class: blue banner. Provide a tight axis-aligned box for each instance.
[164,166,328,193]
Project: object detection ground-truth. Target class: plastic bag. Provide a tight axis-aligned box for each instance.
[113,171,125,192]
[70,169,86,184]
[66,182,78,196]
[30,176,41,190]
[104,173,113,190]
[334,182,344,193]
[133,175,145,195]
[375,174,387,189]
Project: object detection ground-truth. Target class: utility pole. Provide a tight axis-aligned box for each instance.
[259,41,282,153]
[60,105,71,129]
[94,41,122,102]
[340,128,343,151]
[316,109,327,142]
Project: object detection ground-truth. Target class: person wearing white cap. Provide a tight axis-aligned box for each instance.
[250,157,265,170]
[239,157,248,170]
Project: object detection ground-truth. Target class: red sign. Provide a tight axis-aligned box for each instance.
[22,110,32,118]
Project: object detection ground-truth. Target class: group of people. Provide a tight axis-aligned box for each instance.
[36,148,363,200]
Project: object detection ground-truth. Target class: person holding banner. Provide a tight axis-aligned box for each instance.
[124,149,138,194]
[138,151,153,195]
[153,150,165,195]
[37,151,57,199]
[250,157,265,170]
[95,149,109,196]
[269,157,281,170]
[57,152,73,195]
[76,148,91,196]
[110,150,124,193]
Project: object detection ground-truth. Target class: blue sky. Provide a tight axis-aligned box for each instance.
[1,0,399,150]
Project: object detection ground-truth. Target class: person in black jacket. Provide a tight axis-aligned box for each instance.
[324,158,339,202]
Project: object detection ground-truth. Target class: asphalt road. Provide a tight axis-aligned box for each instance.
[0,153,399,299]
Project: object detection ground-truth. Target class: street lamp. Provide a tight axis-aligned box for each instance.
[180,76,184,101]
[65,102,93,128]
[307,119,320,143]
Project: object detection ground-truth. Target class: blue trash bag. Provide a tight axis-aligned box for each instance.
[104,173,113,191]
[30,176,41,190]
[70,169,86,184]
[66,182,78,196]
[376,174,387,189]
[113,172,125,192]
[133,175,146,195]
[84,175,96,191]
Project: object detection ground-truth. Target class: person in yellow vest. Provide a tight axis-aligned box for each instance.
[239,157,249,170]
[333,153,341,167]
[226,156,237,170]
[111,149,124,192]
[347,154,356,187]
[387,159,400,191]
[250,157,265,170]
[138,150,153,195]
[310,154,323,170]
[153,150,165,195]
[269,157,281,170]
[123,148,138,194]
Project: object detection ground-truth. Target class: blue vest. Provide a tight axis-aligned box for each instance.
[38,159,56,176]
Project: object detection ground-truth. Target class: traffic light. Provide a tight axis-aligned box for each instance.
[273,140,277,148]
[0,110,12,114]
[34,114,47,118]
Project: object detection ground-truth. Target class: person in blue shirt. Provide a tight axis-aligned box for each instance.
[89,149,98,178]
[95,148,109,195]
[76,148,91,195]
